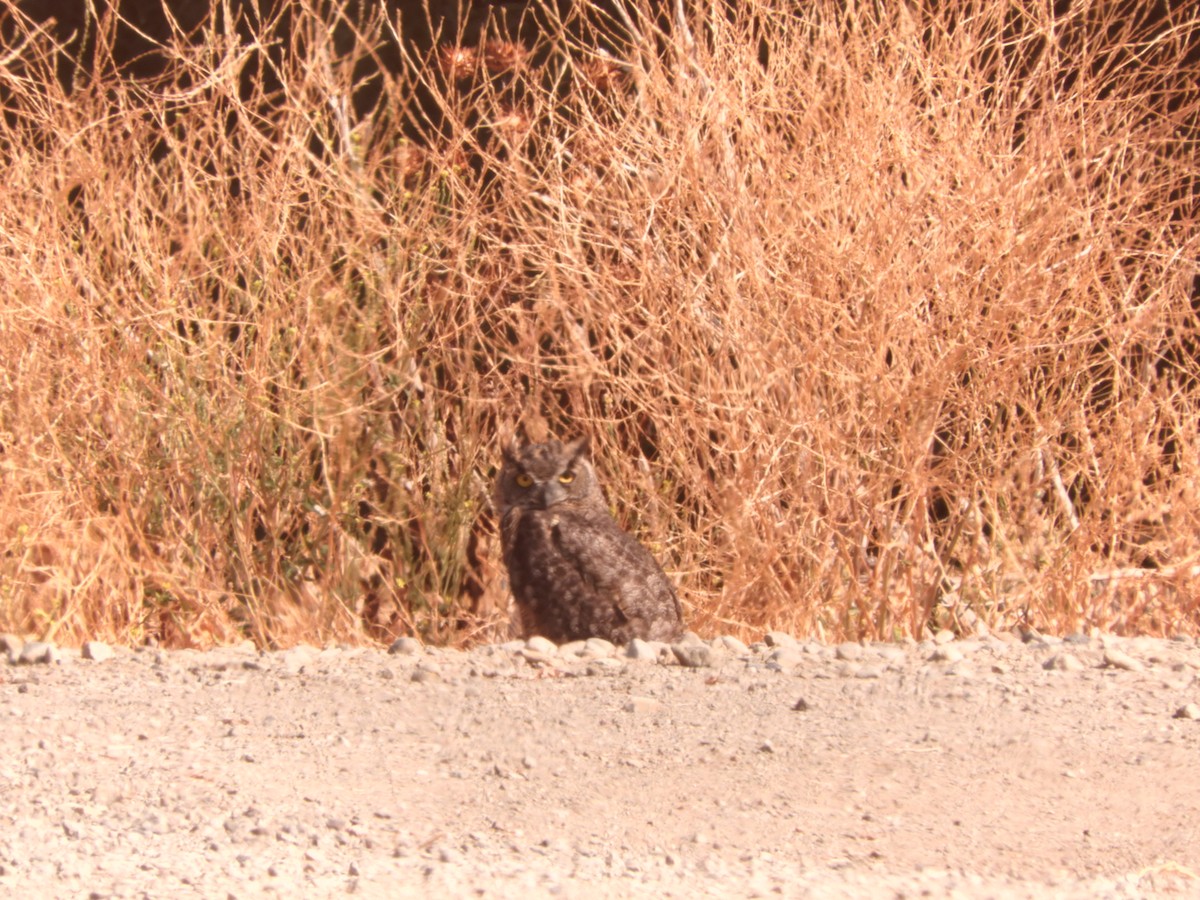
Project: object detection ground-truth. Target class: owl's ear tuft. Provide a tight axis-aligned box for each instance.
[565,434,591,462]
[498,422,522,466]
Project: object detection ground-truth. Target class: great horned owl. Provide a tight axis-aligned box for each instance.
[494,435,684,645]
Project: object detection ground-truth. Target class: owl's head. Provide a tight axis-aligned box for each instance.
[496,435,602,511]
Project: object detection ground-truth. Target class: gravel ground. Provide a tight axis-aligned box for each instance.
[2,629,1198,898]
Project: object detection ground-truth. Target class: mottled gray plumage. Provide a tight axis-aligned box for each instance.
[495,436,684,644]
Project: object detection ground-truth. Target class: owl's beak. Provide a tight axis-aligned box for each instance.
[537,481,567,508]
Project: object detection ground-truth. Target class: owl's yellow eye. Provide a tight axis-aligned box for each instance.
[558,472,575,484]
[515,473,534,488]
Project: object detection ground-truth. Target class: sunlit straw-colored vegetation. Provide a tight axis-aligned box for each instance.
[1,0,1197,648]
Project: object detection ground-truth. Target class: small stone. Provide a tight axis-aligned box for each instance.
[792,697,810,712]
[624,696,662,715]
[715,635,751,656]
[1043,652,1085,672]
[934,629,957,644]
[519,649,556,667]
[410,665,441,683]
[585,657,624,675]
[583,638,616,659]
[945,661,975,679]
[81,641,114,662]
[671,643,713,668]
[387,637,423,656]
[764,631,797,648]
[874,646,908,665]
[759,740,775,753]
[280,644,319,674]
[17,642,56,665]
[558,640,587,657]
[625,639,659,662]
[835,642,864,661]
[1172,704,1200,720]
[929,645,964,664]
[1103,648,1144,672]
[525,636,559,656]
[766,647,802,672]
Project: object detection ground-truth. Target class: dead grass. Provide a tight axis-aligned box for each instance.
[1,0,1197,648]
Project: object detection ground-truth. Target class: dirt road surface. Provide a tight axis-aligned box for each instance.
[2,630,1198,898]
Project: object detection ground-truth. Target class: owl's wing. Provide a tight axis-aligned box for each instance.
[552,514,680,632]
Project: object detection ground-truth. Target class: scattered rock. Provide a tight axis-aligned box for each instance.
[1043,652,1086,672]
[766,647,802,673]
[929,646,964,664]
[387,637,423,656]
[625,639,660,662]
[1,634,23,661]
[934,629,957,645]
[17,641,57,665]
[764,631,798,648]
[81,641,114,662]
[1102,648,1144,672]
[525,636,558,656]
[1173,703,1200,720]
[520,649,557,667]
[715,635,751,656]
[582,637,616,659]
[835,642,864,661]
[410,665,442,683]
[671,642,714,668]
[624,696,663,715]
[792,697,810,712]
[585,657,624,675]
[279,644,320,675]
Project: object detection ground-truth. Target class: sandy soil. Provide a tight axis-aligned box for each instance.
[1,630,1198,898]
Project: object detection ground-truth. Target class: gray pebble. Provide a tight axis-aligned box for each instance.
[519,649,556,667]
[929,645,964,664]
[585,657,624,675]
[525,636,559,656]
[1043,652,1085,672]
[279,644,320,674]
[766,647,802,672]
[1173,703,1200,720]
[387,637,423,656]
[582,638,616,659]
[835,642,864,661]
[625,639,659,662]
[671,642,713,668]
[410,665,442,683]
[874,646,908,665]
[81,641,114,662]
[17,642,57,665]
[624,696,663,714]
[1102,648,1144,672]
[764,631,798,648]
[715,635,751,656]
